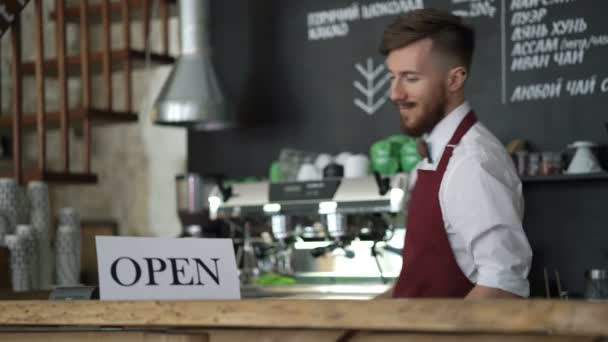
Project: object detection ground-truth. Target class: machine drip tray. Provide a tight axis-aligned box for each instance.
[240,284,391,300]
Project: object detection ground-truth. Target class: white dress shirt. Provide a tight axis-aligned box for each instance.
[409,101,533,297]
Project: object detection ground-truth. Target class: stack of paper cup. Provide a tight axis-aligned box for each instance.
[28,181,53,289]
[16,186,30,225]
[58,207,81,276]
[0,216,9,247]
[58,207,81,228]
[0,178,19,234]
[16,225,39,290]
[55,224,80,286]
[5,234,31,292]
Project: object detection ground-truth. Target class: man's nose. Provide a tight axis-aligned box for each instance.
[390,80,405,102]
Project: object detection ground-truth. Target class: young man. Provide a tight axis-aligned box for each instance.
[380,8,532,299]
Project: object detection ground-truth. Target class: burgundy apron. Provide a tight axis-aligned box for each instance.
[393,112,477,298]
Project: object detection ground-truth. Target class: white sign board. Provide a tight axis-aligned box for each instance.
[96,236,240,300]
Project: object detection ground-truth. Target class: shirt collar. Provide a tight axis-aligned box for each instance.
[425,101,471,164]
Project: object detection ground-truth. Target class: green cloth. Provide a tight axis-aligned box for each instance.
[254,273,297,285]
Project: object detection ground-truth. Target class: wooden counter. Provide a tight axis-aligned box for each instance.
[0,299,607,341]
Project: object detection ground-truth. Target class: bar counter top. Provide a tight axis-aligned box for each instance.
[0,299,607,341]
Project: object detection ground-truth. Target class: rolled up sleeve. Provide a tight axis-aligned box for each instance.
[442,152,533,297]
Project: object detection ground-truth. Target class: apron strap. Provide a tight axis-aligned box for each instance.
[436,111,478,173]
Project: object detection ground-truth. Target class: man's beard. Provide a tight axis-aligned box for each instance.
[397,95,447,137]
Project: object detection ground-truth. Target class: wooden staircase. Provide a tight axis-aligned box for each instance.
[0,0,174,184]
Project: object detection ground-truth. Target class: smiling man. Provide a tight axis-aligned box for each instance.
[380,9,533,299]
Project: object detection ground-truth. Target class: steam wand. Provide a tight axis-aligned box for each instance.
[311,241,355,259]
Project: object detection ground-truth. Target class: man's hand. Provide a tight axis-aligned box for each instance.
[465,285,521,299]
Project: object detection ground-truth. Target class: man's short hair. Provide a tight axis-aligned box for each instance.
[379,8,476,71]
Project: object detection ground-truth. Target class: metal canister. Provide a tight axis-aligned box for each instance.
[271,215,291,241]
[176,173,215,213]
[326,213,348,239]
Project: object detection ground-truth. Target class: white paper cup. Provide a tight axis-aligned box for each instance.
[16,224,38,290]
[0,178,19,234]
[5,234,30,292]
[314,154,333,172]
[55,224,80,286]
[0,215,8,247]
[28,181,53,289]
[334,152,353,167]
[297,163,321,181]
[344,154,370,178]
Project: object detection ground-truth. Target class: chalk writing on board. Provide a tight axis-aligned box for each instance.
[510,78,563,102]
[510,74,608,102]
[502,0,608,103]
[451,0,497,19]
[307,0,424,42]
[510,0,579,11]
[360,0,425,19]
[307,3,359,41]
[353,58,391,115]
[508,16,588,72]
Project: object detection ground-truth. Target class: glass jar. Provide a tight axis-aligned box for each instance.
[585,269,608,301]
[541,152,563,176]
[514,151,527,177]
[551,153,564,175]
[527,152,540,176]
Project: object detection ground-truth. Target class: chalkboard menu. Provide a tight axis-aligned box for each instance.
[190,0,608,298]
[191,0,608,177]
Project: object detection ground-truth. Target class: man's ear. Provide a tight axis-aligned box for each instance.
[446,66,467,92]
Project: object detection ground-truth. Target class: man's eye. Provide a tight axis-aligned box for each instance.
[405,76,419,82]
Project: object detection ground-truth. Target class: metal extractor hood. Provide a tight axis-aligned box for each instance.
[153,0,233,130]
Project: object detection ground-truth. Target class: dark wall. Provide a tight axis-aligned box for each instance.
[524,180,608,297]
[190,1,608,296]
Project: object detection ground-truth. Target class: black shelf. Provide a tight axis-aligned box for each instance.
[521,172,608,183]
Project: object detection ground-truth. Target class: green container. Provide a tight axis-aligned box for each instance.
[370,140,392,160]
[387,135,412,158]
[269,161,282,183]
[371,140,390,175]
[371,156,400,175]
[371,135,419,174]
[387,135,412,145]
[400,140,421,172]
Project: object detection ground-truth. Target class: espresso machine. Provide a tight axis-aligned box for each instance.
[210,173,409,284]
